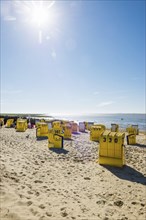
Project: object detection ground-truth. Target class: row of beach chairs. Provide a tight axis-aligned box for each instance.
[0,117,139,168]
[0,117,139,143]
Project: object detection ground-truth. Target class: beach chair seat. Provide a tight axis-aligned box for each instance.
[71,122,78,133]
[36,122,48,137]
[131,125,139,135]
[127,134,136,145]
[16,119,27,132]
[99,131,125,167]
[63,124,72,139]
[111,123,119,132]
[48,133,63,148]
[79,122,86,132]
[86,122,94,131]
[6,119,14,128]
[90,125,104,141]
[0,118,4,126]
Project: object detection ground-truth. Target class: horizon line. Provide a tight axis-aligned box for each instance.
[0,112,145,116]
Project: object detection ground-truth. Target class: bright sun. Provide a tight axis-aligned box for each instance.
[13,1,56,43]
[31,5,48,28]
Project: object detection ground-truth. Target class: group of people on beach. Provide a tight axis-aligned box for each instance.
[0,117,36,129]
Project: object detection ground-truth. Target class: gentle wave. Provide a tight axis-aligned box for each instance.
[52,114,146,131]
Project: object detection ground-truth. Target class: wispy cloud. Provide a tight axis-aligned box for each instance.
[4,15,16,21]
[93,91,100,95]
[51,50,57,59]
[98,101,115,107]
[1,1,16,22]
[1,90,22,95]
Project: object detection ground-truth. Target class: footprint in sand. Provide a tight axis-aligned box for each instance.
[114,200,124,207]
[61,211,68,217]
[27,201,33,206]
[39,204,45,209]
[84,177,91,180]
[34,180,43,183]
[60,207,66,211]
[27,191,33,195]
[35,191,40,196]
[131,201,138,205]
[46,212,52,217]
[30,208,38,216]
[96,200,106,205]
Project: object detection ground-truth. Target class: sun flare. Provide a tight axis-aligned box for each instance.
[13,0,56,29]
[31,4,49,28]
[7,1,57,43]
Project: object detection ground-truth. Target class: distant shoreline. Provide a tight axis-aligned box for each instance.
[0,113,145,116]
[0,113,53,118]
[0,113,145,132]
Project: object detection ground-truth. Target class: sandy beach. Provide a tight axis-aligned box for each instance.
[0,127,146,220]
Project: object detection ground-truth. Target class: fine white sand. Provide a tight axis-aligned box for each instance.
[0,127,146,220]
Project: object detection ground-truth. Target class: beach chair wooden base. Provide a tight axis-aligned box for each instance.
[98,156,125,167]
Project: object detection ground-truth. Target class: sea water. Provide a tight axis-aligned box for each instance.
[53,114,146,132]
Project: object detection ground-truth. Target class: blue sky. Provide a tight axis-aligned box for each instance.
[1,0,145,115]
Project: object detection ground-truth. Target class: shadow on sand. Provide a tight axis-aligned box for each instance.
[72,132,80,135]
[135,143,146,148]
[79,131,88,133]
[103,165,146,185]
[49,148,69,154]
[64,138,74,141]
[36,137,48,141]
